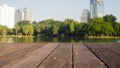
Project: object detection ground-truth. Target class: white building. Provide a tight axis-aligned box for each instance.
[15,8,32,24]
[0,5,15,28]
[90,0,104,18]
[15,10,24,24]
[24,8,32,23]
[81,9,90,23]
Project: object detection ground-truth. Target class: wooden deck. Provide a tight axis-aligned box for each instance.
[0,43,120,68]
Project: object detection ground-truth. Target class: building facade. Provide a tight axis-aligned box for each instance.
[15,8,32,24]
[0,5,15,28]
[81,9,90,23]
[15,10,24,24]
[90,0,104,18]
[24,8,32,23]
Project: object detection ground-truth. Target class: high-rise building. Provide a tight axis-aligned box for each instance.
[15,8,32,24]
[24,8,32,23]
[90,0,104,18]
[81,9,90,23]
[15,10,24,24]
[0,4,15,28]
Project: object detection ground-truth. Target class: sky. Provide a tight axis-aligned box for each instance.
[0,0,120,22]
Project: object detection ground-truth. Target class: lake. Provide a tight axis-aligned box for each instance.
[0,37,120,43]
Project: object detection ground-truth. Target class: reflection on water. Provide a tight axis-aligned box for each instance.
[0,37,7,43]
[0,37,34,43]
[0,37,120,43]
[14,37,34,43]
[117,40,120,43]
[0,37,14,43]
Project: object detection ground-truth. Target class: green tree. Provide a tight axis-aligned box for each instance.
[74,22,81,36]
[32,21,38,26]
[88,23,101,36]
[104,14,117,23]
[69,22,75,34]
[113,23,120,36]
[22,25,34,36]
[35,25,41,36]
[22,25,29,36]
[63,19,75,35]
[64,19,73,26]
[28,25,34,36]
[17,20,31,27]
[1,26,7,37]
[7,28,14,35]
[14,25,20,36]
[52,25,59,36]
[90,17,104,24]
[101,22,114,36]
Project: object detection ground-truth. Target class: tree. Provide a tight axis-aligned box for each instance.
[7,28,14,35]
[63,19,75,35]
[35,25,42,36]
[113,23,120,36]
[22,25,29,36]
[69,22,75,34]
[101,22,114,36]
[28,25,34,36]
[1,26,7,37]
[104,14,117,23]
[17,20,31,27]
[22,25,34,36]
[88,23,101,36]
[40,19,54,24]
[14,25,20,36]
[64,19,73,26]
[32,21,38,26]
[74,22,81,36]
[0,16,119,37]
[90,17,104,24]
[52,25,59,36]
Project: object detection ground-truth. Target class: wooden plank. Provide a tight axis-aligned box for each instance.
[3,43,59,68]
[0,43,39,55]
[85,43,120,68]
[38,43,72,68]
[73,44,106,68]
[0,43,45,67]
[99,43,120,53]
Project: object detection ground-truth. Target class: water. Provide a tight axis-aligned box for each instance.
[0,37,120,43]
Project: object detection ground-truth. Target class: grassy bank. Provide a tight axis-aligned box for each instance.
[0,35,120,39]
[88,36,120,38]
[0,35,35,38]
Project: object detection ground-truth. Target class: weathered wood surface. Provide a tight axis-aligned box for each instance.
[0,43,120,68]
[0,43,45,67]
[73,44,106,68]
[0,43,38,55]
[85,43,120,68]
[100,43,120,53]
[3,43,59,68]
[38,43,72,68]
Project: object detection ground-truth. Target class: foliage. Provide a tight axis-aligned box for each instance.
[22,25,34,36]
[1,26,7,37]
[104,14,117,23]
[17,20,31,27]
[14,25,20,36]
[1,14,120,37]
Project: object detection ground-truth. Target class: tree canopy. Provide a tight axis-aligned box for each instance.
[1,14,120,37]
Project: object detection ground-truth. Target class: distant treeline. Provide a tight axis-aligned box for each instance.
[0,14,120,37]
